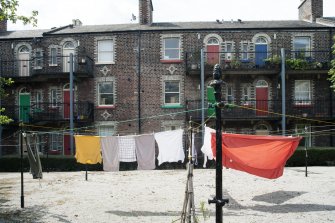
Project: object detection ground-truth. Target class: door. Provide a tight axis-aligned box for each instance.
[63,134,71,155]
[255,44,267,67]
[206,37,220,65]
[63,42,75,72]
[18,46,30,76]
[63,90,70,119]
[256,80,268,116]
[19,93,31,122]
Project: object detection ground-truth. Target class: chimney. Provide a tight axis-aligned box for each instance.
[298,0,323,22]
[139,0,153,25]
[72,19,82,26]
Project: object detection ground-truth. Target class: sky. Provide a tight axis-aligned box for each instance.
[7,0,335,31]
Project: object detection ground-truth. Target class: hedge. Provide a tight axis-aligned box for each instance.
[0,148,334,172]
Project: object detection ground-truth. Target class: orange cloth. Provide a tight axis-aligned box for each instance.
[211,133,302,179]
[74,135,102,164]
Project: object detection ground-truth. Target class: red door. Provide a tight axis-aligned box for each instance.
[63,90,70,119]
[63,134,71,155]
[256,87,268,116]
[207,45,219,65]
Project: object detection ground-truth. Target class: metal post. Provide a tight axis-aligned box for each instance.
[201,49,205,145]
[280,48,286,136]
[69,53,74,155]
[137,30,142,134]
[20,126,24,208]
[208,64,228,223]
[0,58,2,157]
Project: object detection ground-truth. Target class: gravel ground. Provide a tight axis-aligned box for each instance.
[0,166,335,223]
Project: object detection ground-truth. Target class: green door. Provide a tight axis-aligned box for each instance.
[19,94,31,122]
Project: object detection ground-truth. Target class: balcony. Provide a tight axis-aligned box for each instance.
[186,99,333,121]
[0,54,94,82]
[2,102,94,124]
[185,50,332,76]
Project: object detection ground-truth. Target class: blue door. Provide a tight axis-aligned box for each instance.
[255,44,267,67]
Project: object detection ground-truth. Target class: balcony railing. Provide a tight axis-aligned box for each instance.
[0,54,94,78]
[186,99,333,120]
[2,102,94,123]
[185,50,332,74]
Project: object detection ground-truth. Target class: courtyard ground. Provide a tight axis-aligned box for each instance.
[0,166,335,223]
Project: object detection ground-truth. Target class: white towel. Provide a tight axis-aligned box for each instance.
[100,136,120,171]
[201,126,215,160]
[154,129,185,166]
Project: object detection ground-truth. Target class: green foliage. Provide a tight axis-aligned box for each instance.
[286,58,310,70]
[0,0,38,26]
[264,55,281,65]
[0,77,14,124]
[328,35,335,90]
[199,201,211,221]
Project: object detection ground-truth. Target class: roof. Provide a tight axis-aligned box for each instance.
[0,20,332,39]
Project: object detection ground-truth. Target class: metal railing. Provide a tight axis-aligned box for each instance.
[185,50,332,72]
[186,99,333,119]
[0,54,94,78]
[2,102,94,123]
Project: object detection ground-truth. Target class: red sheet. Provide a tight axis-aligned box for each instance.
[211,133,302,179]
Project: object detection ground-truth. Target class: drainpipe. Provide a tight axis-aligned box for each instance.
[200,49,205,145]
[0,58,2,157]
[70,53,74,155]
[137,30,142,134]
[280,48,286,135]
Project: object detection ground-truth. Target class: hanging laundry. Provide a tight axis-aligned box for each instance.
[201,126,215,160]
[74,135,102,164]
[100,136,120,171]
[211,133,302,179]
[188,133,198,165]
[24,133,43,179]
[135,134,156,170]
[118,136,137,162]
[154,129,185,166]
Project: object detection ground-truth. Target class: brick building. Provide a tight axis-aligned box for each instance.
[0,0,334,156]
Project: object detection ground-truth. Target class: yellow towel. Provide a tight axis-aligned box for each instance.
[74,135,102,164]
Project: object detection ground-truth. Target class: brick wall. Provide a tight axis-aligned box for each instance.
[0,19,7,32]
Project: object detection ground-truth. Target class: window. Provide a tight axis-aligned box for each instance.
[98,40,114,63]
[226,43,233,60]
[241,43,248,60]
[51,89,57,107]
[50,133,62,151]
[294,37,311,59]
[36,92,42,109]
[50,47,57,65]
[294,80,311,105]
[227,86,234,103]
[98,125,115,136]
[34,50,43,69]
[164,81,180,104]
[98,82,114,106]
[163,37,180,60]
[242,86,251,104]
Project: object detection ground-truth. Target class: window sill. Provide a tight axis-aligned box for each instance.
[160,59,183,64]
[95,62,115,65]
[161,104,184,109]
[49,64,58,67]
[293,104,312,108]
[96,105,116,109]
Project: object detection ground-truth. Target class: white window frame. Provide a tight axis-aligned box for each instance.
[34,49,43,69]
[51,89,58,107]
[36,91,42,109]
[98,81,115,106]
[98,39,114,64]
[294,80,311,105]
[241,43,249,60]
[50,133,63,151]
[293,36,311,59]
[50,47,57,66]
[241,85,252,105]
[164,80,180,105]
[163,37,181,60]
[226,86,234,103]
[98,125,116,136]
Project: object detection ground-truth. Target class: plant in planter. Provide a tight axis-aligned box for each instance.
[231,59,241,69]
[285,58,309,70]
[264,55,281,68]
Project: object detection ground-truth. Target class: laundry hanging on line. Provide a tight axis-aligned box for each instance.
[154,129,185,166]
[211,133,302,179]
[74,135,102,164]
[100,136,120,171]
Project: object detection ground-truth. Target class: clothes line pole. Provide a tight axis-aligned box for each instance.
[20,124,24,208]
